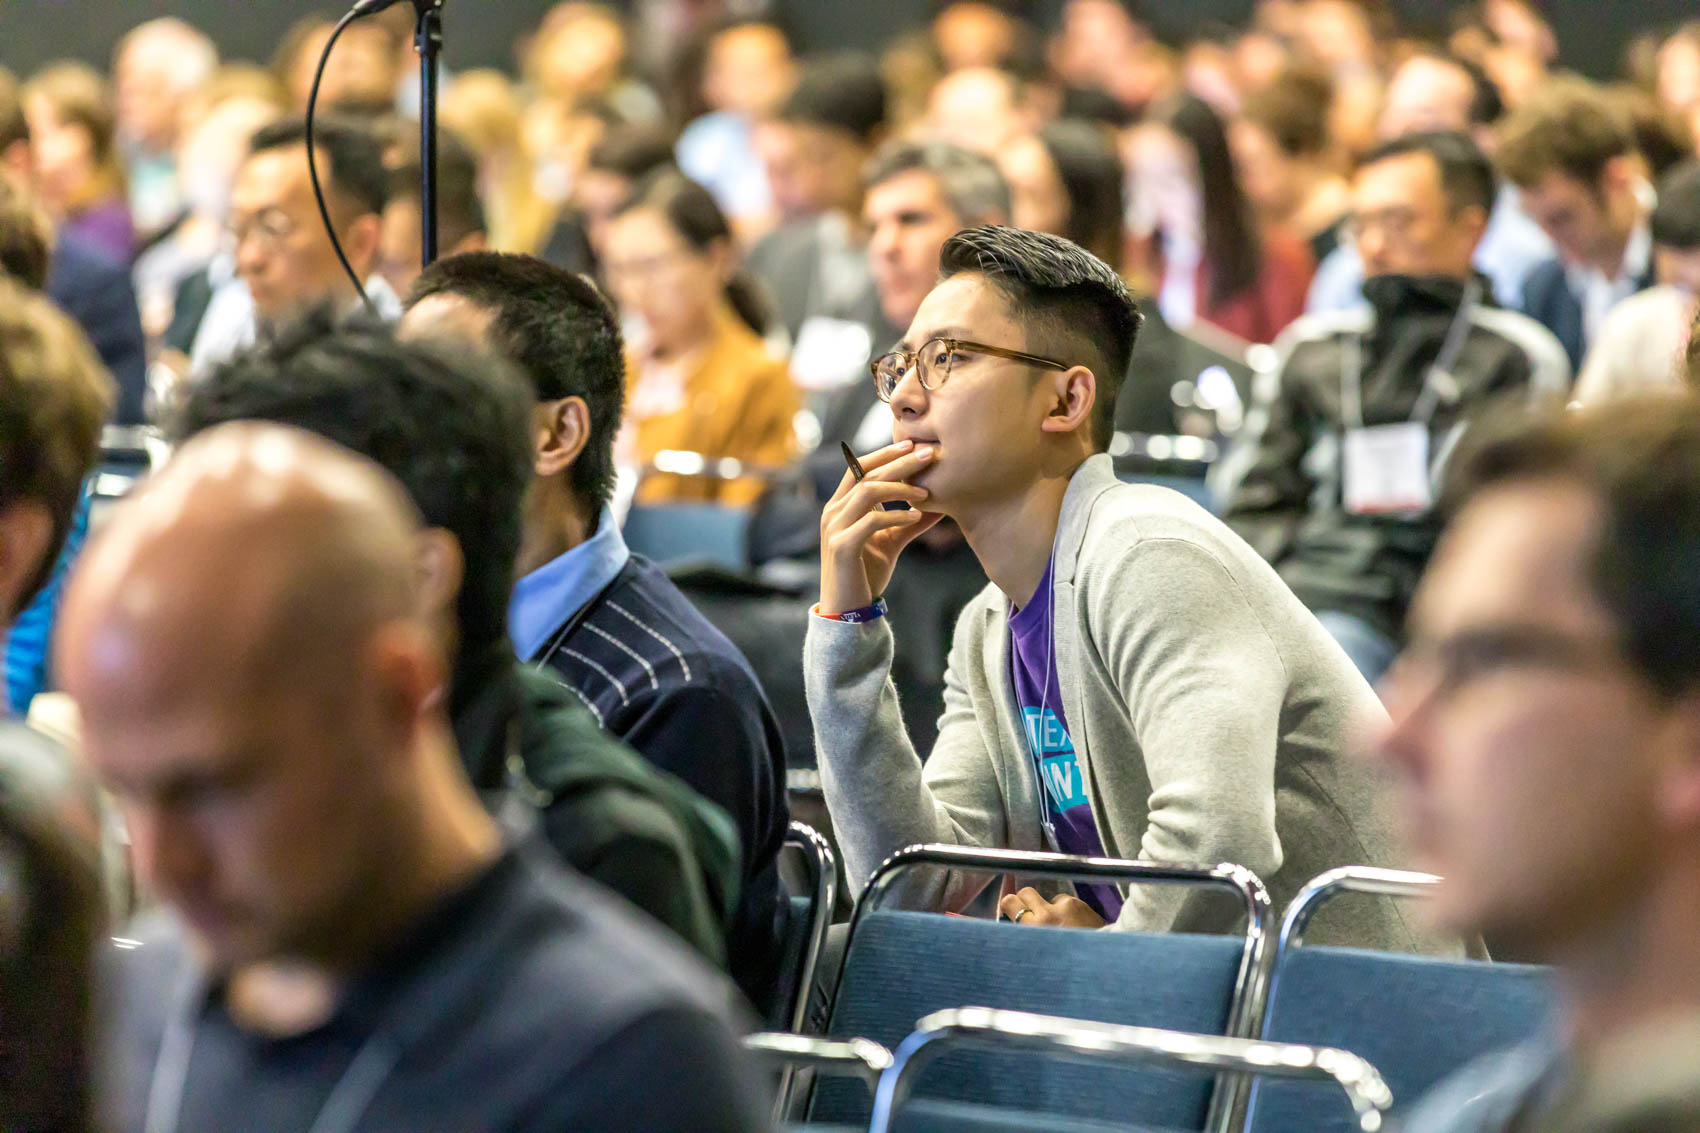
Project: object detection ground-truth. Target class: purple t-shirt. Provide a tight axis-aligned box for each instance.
[1007,558,1124,921]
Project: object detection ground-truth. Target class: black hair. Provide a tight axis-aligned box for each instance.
[1034,119,1126,268]
[386,129,486,250]
[1653,159,1700,251]
[170,310,534,660]
[1359,129,1497,216]
[585,124,678,181]
[408,252,625,511]
[1145,93,1264,309]
[613,170,773,336]
[777,52,887,143]
[938,225,1143,451]
[248,115,388,217]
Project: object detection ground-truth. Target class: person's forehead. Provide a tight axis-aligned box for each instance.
[866,170,952,221]
[903,273,1021,346]
[233,147,313,209]
[1354,150,1443,205]
[1412,479,1607,638]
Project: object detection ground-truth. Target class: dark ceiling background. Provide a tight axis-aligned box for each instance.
[0,1,1688,88]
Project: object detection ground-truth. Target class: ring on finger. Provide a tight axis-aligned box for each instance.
[1012,908,1030,923]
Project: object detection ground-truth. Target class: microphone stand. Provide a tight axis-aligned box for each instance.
[414,0,446,267]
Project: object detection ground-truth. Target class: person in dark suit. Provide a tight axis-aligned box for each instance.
[1498,81,1656,372]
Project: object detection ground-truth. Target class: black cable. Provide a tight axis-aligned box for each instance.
[305,9,377,316]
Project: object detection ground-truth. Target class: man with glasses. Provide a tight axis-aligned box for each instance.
[1385,397,1700,1130]
[1220,131,1569,683]
[188,116,397,377]
[809,224,1420,946]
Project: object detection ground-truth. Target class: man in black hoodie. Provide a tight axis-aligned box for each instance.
[1220,131,1571,682]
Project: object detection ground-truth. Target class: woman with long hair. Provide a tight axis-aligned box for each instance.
[603,171,798,506]
[23,63,134,262]
[1127,92,1315,345]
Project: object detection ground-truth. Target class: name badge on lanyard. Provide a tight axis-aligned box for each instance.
[1343,422,1432,514]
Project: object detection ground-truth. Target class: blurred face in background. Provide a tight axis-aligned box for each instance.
[1349,149,1485,280]
[229,144,377,323]
[24,95,103,214]
[573,165,637,261]
[1378,57,1474,141]
[702,24,795,118]
[925,68,1026,156]
[1517,162,1639,272]
[285,22,398,113]
[1125,122,1200,243]
[603,204,726,355]
[175,96,279,224]
[532,9,627,104]
[1052,0,1146,91]
[115,35,201,155]
[997,135,1069,238]
[933,2,1017,72]
[865,169,967,330]
[1656,242,1700,295]
[1229,117,1296,222]
[755,119,864,223]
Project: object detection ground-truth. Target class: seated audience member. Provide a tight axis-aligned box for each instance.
[605,172,799,506]
[112,18,219,238]
[552,123,676,276]
[1497,81,1656,372]
[1385,398,1700,1132]
[376,130,488,297]
[675,19,797,232]
[273,13,403,116]
[748,53,888,363]
[189,116,396,377]
[173,317,739,966]
[1222,132,1569,683]
[1231,67,1351,265]
[22,63,134,264]
[818,140,1010,462]
[403,251,791,1016]
[1575,159,1700,403]
[810,225,1416,947]
[1307,51,1556,315]
[0,69,147,425]
[1127,93,1314,345]
[923,66,1032,158]
[70,423,767,1132]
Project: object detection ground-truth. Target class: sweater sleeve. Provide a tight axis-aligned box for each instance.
[1092,537,1287,932]
[804,606,1008,907]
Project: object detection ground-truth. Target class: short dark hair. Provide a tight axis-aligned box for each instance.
[1443,395,1700,696]
[777,53,887,143]
[1242,66,1334,159]
[1497,80,1635,191]
[249,115,388,217]
[408,252,625,511]
[386,129,486,250]
[171,311,534,658]
[1653,159,1700,250]
[1359,130,1497,216]
[937,225,1142,452]
[586,124,678,181]
[862,140,1011,226]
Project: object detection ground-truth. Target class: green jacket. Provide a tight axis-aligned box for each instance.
[453,647,742,966]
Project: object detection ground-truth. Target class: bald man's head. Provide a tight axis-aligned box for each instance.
[56,423,460,971]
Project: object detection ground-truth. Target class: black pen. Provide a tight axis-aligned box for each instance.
[841,441,912,511]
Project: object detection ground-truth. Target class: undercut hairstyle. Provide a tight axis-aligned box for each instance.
[777,53,887,144]
[0,278,114,618]
[938,225,1142,452]
[1358,130,1497,216]
[1443,394,1700,696]
[386,129,486,249]
[862,140,1012,226]
[408,252,625,511]
[171,311,534,658]
[248,115,388,217]
[1652,159,1700,251]
[1496,80,1635,192]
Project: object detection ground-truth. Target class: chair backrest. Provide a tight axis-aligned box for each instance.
[810,845,1270,1131]
[621,503,750,571]
[1247,868,1555,1133]
[769,821,837,1033]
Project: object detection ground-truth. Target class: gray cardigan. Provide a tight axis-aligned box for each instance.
[805,454,1422,949]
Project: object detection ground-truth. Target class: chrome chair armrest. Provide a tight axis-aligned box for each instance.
[744,1032,893,1085]
[868,1007,1393,1133]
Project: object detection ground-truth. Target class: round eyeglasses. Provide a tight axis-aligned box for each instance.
[869,337,1070,402]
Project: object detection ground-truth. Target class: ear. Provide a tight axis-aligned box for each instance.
[415,527,464,627]
[1038,365,1099,439]
[1657,691,1700,834]
[0,501,54,623]
[535,396,591,478]
[1457,201,1491,247]
[343,212,384,276]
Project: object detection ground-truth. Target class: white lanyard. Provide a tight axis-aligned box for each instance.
[143,964,402,1133]
[1340,279,1481,431]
